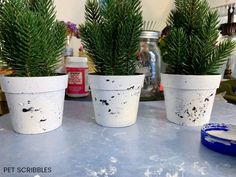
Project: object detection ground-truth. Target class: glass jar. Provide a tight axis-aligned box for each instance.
[136,31,164,101]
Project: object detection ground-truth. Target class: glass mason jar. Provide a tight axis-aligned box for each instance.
[136,31,164,101]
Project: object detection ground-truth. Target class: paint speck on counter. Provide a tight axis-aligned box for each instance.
[110,157,118,163]
[166,172,179,177]
[89,116,95,120]
[86,165,117,177]
[193,161,209,176]
[144,167,163,177]
[113,132,127,137]
[101,128,112,142]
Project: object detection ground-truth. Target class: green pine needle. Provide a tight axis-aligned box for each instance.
[0,0,67,77]
[163,0,236,75]
[80,0,143,75]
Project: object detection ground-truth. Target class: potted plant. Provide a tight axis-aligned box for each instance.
[0,0,68,134]
[79,0,144,127]
[161,0,236,126]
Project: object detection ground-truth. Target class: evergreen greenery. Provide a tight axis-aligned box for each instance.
[79,0,143,75]
[162,0,236,75]
[0,0,66,77]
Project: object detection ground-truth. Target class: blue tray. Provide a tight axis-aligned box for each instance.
[201,123,236,156]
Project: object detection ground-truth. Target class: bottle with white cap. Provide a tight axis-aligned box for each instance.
[65,57,89,97]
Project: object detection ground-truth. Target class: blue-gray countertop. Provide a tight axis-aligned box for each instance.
[0,98,236,177]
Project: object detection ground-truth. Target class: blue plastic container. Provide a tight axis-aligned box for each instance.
[201,123,236,156]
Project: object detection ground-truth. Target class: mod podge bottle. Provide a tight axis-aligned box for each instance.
[66,57,89,97]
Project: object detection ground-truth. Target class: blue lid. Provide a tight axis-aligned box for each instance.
[201,123,236,156]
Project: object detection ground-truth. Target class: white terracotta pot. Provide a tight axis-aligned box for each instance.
[89,74,145,127]
[161,74,221,126]
[0,75,68,134]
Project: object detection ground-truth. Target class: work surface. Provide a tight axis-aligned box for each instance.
[0,99,236,177]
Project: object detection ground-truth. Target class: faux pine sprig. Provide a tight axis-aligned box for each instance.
[162,0,236,75]
[0,0,67,77]
[80,0,143,75]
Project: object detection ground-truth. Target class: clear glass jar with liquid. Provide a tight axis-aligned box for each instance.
[136,31,164,101]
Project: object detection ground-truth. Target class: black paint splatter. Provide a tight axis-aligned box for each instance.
[127,86,135,90]
[111,96,115,98]
[184,109,190,117]
[22,107,40,112]
[27,100,31,104]
[22,107,33,112]
[108,109,111,112]
[204,98,209,102]
[175,112,184,119]
[40,119,47,122]
[192,107,196,111]
[106,79,110,82]
[100,100,109,106]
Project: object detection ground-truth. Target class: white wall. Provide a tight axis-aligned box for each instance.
[54,0,86,24]
[54,0,229,29]
[54,0,174,31]
[141,0,174,31]
[208,0,236,8]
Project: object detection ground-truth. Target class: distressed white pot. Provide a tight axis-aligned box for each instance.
[161,74,221,126]
[0,75,68,134]
[89,74,145,127]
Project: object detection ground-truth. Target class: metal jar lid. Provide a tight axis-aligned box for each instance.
[140,30,160,39]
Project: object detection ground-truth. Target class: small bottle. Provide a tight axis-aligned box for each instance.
[66,57,89,97]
